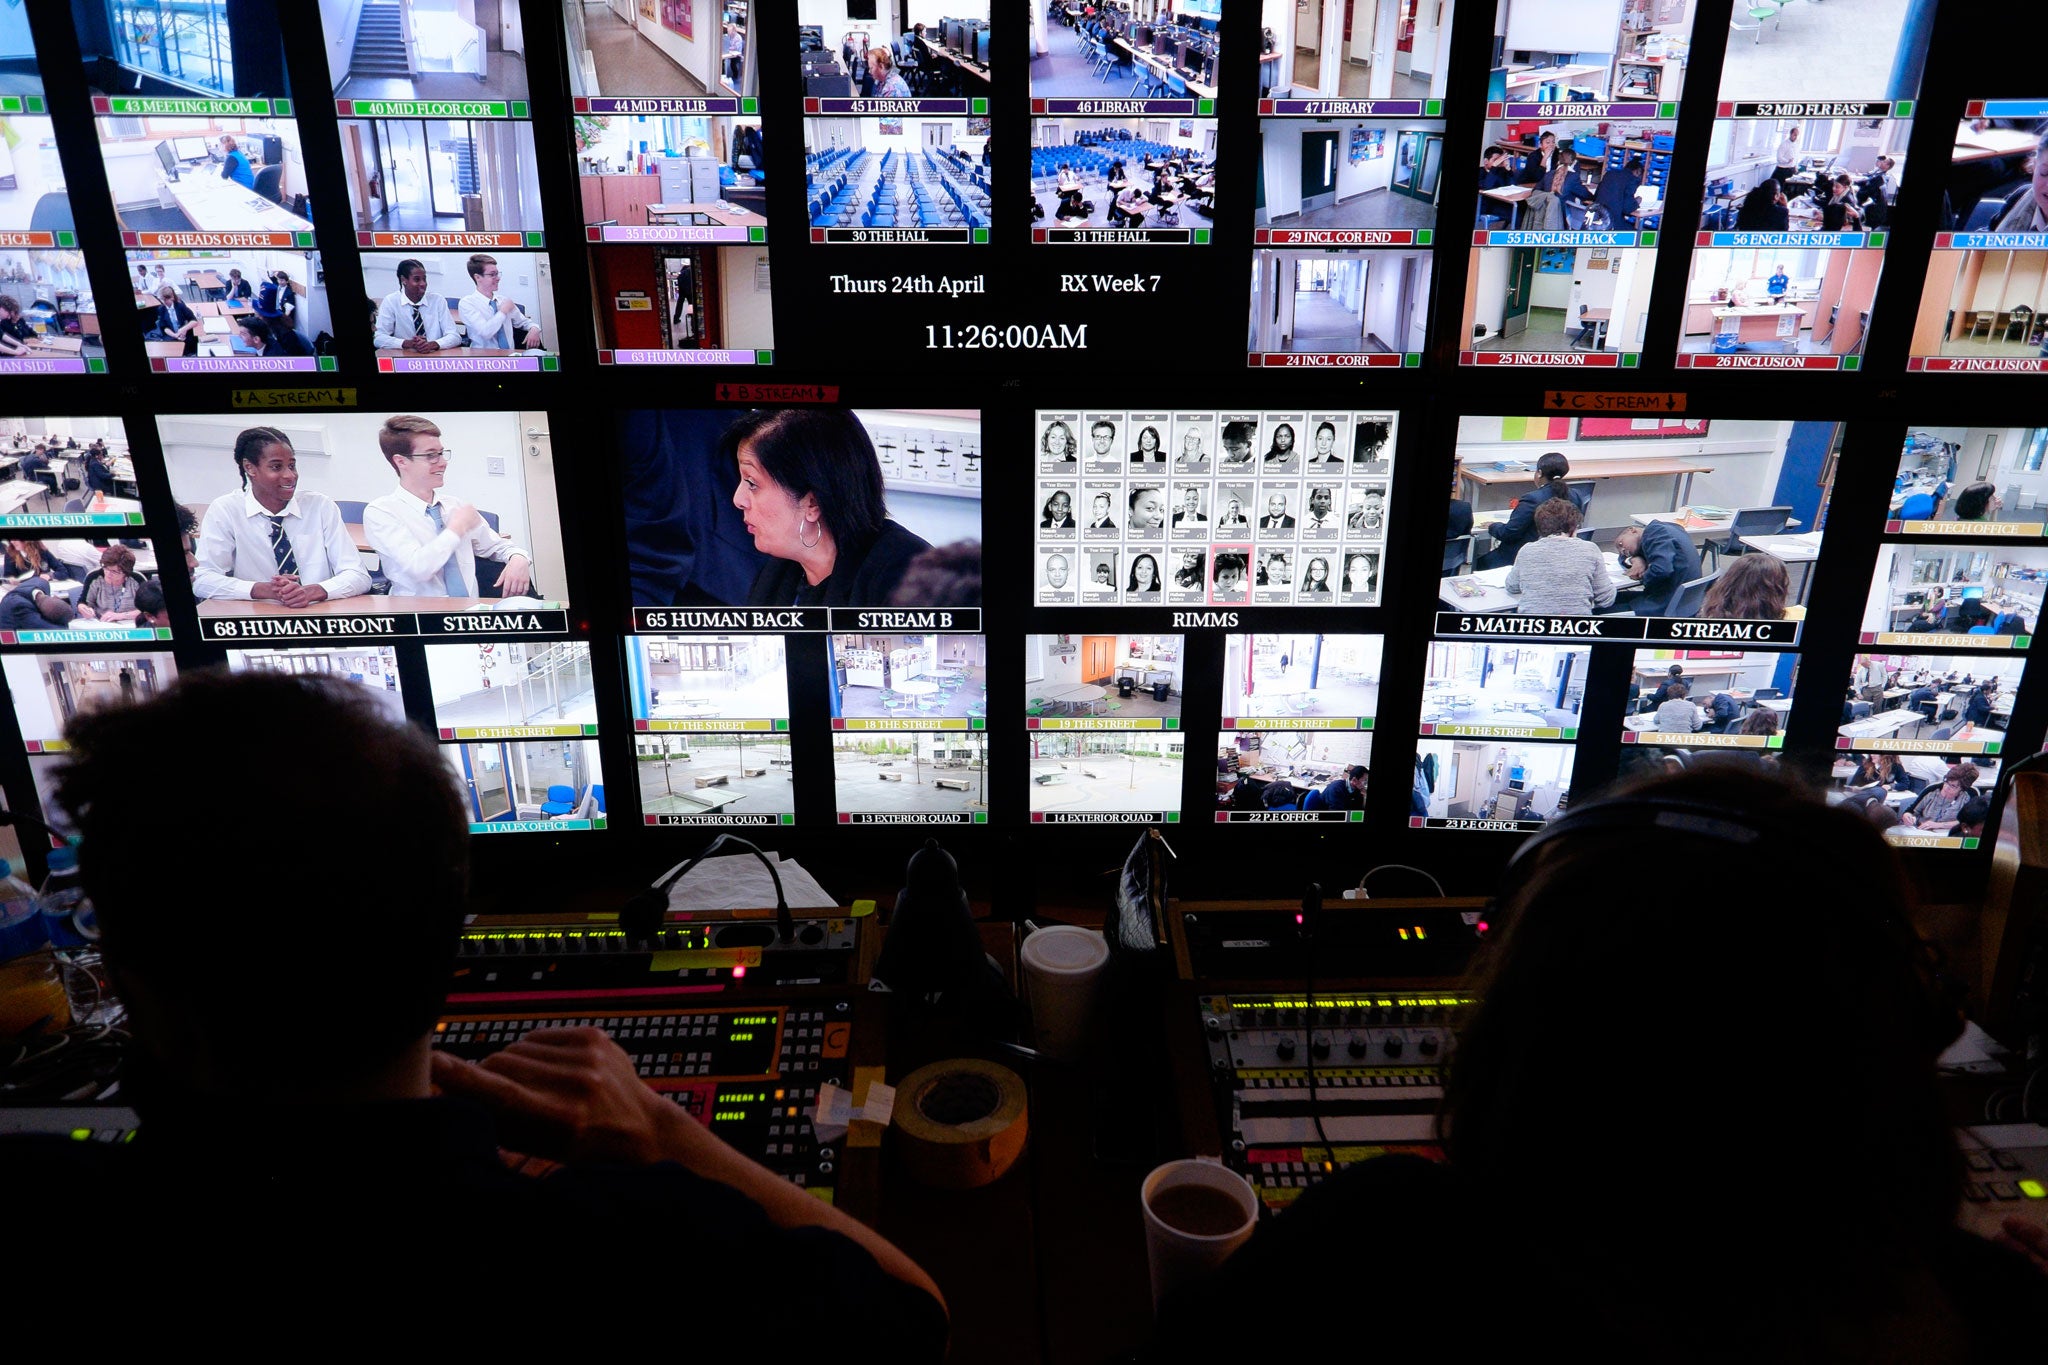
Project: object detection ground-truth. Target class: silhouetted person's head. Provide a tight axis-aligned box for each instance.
[1443,764,1961,1351]
[56,671,468,1104]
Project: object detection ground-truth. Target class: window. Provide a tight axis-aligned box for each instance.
[110,0,236,99]
[2019,430,2048,474]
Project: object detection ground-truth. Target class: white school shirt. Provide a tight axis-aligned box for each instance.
[459,290,534,348]
[374,289,466,349]
[193,488,372,601]
[362,484,528,598]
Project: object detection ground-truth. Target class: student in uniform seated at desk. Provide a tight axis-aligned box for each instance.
[255,270,297,328]
[1614,519,1701,616]
[1153,762,2048,1364]
[224,268,253,301]
[2,671,950,1353]
[1821,174,1865,232]
[236,314,311,359]
[218,134,255,190]
[459,255,545,352]
[193,426,373,609]
[730,409,943,609]
[1590,156,1645,229]
[363,415,534,603]
[375,259,466,354]
[3,539,61,580]
[84,446,118,496]
[145,286,201,345]
[1962,680,1999,728]
[1504,499,1614,617]
[0,575,74,630]
[131,580,170,630]
[1735,181,1790,231]
[1701,552,1801,621]
[1478,148,1515,193]
[0,295,39,356]
[1476,451,1588,571]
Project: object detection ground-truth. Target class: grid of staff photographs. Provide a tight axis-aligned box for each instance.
[1034,410,1394,606]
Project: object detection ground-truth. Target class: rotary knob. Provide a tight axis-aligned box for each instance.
[1382,1034,1404,1058]
[1275,1034,1297,1061]
[1347,1033,1368,1059]
[1310,1031,1331,1060]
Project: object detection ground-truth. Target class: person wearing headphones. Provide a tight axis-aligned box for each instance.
[1154,763,2048,1358]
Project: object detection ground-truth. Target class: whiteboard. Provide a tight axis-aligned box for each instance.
[1502,0,1626,57]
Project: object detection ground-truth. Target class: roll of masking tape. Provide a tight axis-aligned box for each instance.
[891,1058,1029,1190]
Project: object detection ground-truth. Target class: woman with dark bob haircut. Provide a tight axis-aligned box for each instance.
[1154,764,2047,1360]
[729,409,963,607]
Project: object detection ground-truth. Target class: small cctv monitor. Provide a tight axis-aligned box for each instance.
[976,28,988,64]
[155,141,177,177]
[173,136,209,160]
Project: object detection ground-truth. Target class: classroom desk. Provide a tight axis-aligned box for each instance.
[133,291,162,310]
[0,480,47,515]
[647,202,769,229]
[374,347,524,359]
[1577,307,1612,350]
[189,270,226,293]
[1630,509,1737,540]
[23,336,82,356]
[1738,532,1823,599]
[1633,662,1745,693]
[147,173,314,235]
[197,595,498,618]
[1499,63,1606,97]
[1711,302,1807,350]
[916,34,991,92]
[1479,184,1532,228]
[1838,709,1925,741]
[1462,457,1715,512]
[1440,564,1637,614]
[1128,47,1217,101]
[1952,128,2039,163]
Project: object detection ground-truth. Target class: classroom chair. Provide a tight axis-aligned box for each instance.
[1730,5,1781,42]
[540,784,579,817]
[1667,569,1723,618]
[1704,506,1793,568]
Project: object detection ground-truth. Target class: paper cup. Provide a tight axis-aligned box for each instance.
[1019,924,1109,1060]
[1140,1158,1259,1312]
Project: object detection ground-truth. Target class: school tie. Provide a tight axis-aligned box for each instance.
[426,503,467,597]
[265,515,297,576]
[412,304,426,338]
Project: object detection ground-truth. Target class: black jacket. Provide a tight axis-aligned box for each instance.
[746,520,936,608]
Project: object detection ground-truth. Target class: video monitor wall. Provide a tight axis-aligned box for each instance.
[159,409,570,643]
[628,634,794,828]
[1035,410,1392,606]
[619,406,981,827]
[1031,118,1218,247]
[1027,633,1181,826]
[1683,0,1928,371]
[1914,107,2048,374]
[1440,416,1836,645]
[1458,0,1700,371]
[1259,0,1456,104]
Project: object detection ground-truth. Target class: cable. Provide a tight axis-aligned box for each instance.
[1353,863,1446,899]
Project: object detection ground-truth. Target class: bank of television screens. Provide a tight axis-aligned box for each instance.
[427,642,605,833]
[1836,652,2019,850]
[1459,0,1698,371]
[1691,0,1923,372]
[836,632,988,825]
[3,17,87,373]
[1888,428,2048,537]
[1037,410,1392,606]
[1026,634,1182,825]
[1860,544,2043,650]
[3,651,177,836]
[618,407,982,826]
[629,635,793,827]
[1439,416,1837,646]
[160,410,569,645]
[1032,4,1216,244]
[1914,101,2048,373]
[1623,648,1798,752]
[1024,634,1187,826]
[1217,633,1379,824]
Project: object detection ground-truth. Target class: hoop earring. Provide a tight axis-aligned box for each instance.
[799,519,822,549]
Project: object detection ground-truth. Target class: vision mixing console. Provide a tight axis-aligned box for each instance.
[1957,1124,2048,1235]
[0,907,884,1209]
[1194,991,1470,1211]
